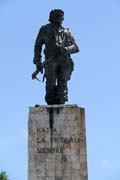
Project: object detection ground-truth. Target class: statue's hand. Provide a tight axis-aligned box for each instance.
[63,47,67,54]
[32,70,39,80]
[36,61,43,74]
[33,57,43,73]
[62,47,68,58]
[56,46,68,56]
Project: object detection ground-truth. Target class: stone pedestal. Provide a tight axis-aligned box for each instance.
[28,105,88,180]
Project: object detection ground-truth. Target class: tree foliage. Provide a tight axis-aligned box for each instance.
[0,171,9,180]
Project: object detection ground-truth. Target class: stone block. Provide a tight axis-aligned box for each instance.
[28,105,88,180]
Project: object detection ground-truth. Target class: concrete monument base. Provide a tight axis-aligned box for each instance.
[28,105,88,180]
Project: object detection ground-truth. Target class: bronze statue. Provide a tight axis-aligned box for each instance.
[32,9,79,105]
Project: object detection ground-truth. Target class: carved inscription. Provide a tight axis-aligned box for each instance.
[36,128,80,153]
[37,128,57,133]
[37,137,80,143]
[37,147,63,153]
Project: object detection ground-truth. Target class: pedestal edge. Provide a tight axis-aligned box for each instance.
[29,104,85,109]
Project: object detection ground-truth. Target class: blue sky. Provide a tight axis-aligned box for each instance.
[0,0,120,180]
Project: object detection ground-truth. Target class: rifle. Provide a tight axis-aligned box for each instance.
[32,69,41,81]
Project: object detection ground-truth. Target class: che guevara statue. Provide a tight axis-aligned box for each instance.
[32,9,79,105]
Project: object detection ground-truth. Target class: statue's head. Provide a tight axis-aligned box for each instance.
[49,9,64,24]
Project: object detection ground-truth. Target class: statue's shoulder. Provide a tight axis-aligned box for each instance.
[43,23,52,30]
[63,27,69,33]
[40,23,53,34]
[38,25,46,35]
[63,27,75,42]
[39,24,47,31]
[63,27,71,36]
[37,24,51,37]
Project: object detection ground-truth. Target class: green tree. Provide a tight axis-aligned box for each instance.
[0,171,9,180]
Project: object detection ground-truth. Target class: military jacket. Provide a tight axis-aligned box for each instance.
[34,23,79,60]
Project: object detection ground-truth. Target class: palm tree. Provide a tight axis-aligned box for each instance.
[0,171,9,180]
